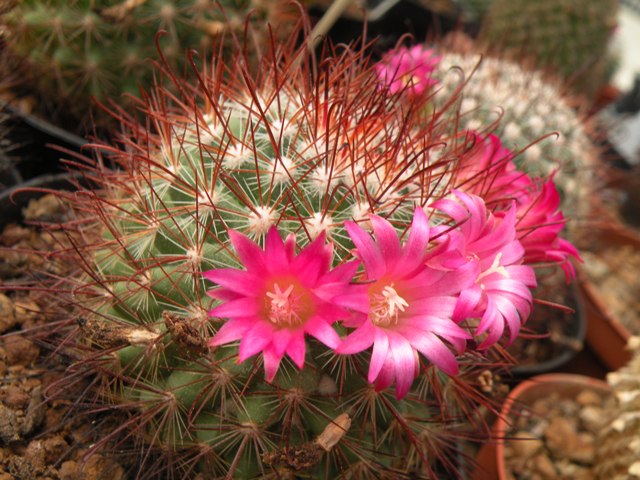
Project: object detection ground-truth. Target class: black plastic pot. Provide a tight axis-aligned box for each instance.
[510,282,587,377]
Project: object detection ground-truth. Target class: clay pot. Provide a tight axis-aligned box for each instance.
[577,224,640,370]
[472,373,611,480]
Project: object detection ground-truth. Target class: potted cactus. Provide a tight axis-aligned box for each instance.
[18,18,584,478]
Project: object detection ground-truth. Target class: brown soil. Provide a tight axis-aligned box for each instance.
[503,388,613,479]
[0,194,126,479]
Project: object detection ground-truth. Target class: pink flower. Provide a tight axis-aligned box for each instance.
[375,45,441,96]
[455,133,580,279]
[515,177,582,279]
[431,191,537,349]
[455,132,532,206]
[204,227,361,382]
[335,208,473,399]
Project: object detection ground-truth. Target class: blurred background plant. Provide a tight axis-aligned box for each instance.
[0,0,303,131]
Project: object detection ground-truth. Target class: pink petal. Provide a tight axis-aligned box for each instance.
[262,347,282,383]
[208,297,260,319]
[388,332,418,399]
[336,321,376,354]
[209,318,250,346]
[411,332,459,376]
[229,229,266,272]
[238,321,274,362]
[305,317,341,349]
[453,286,483,321]
[286,333,307,369]
[396,207,431,273]
[345,221,384,279]
[368,329,389,384]
[373,358,395,391]
[271,327,293,358]
[265,227,289,274]
[203,269,262,296]
[370,214,401,268]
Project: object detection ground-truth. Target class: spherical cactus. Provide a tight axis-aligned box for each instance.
[427,49,600,226]
[0,0,301,128]
[478,0,619,97]
[35,25,580,479]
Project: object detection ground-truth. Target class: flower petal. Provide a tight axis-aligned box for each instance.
[337,321,376,354]
[368,329,389,384]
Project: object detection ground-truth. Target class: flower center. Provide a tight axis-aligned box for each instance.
[476,252,510,285]
[264,281,310,328]
[370,283,409,327]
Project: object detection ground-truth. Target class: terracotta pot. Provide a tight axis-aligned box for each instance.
[472,373,611,480]
[577,224,640,370]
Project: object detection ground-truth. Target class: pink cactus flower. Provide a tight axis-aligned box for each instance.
[515,177,582,279]
[375,45,441,96]
[204,227,361,382]
[455,132,532,206]
[335,208,473,399]
[455,133,580,279]
[431,191,537,349]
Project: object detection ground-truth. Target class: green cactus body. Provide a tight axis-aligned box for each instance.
[478,0,619,97]
[0,0,300,126]
[432,51,599,224]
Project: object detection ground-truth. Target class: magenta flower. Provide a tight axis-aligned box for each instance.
[515,177,582,279]
[375,45,441,96]
[431,191,537,349]
[455,133,580,279]
[456,132,532,205]
[335,208,473,399]
[204,227,361,382]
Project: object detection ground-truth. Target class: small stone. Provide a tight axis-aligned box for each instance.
[0,294,17,334]
[545,417,576,454]
[566,432,595,465]
[510,430,543,460]
[58,460,80,480]
[576,390,602,406]
[3,385,30,409]
[579,406,607,433]
[531,453,557,478]
[3,335,39,366]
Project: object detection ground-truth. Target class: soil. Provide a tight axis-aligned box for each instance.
[502,387,614,479]
[0,194,127,479]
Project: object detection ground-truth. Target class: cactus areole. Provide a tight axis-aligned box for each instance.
[43,25,580,479]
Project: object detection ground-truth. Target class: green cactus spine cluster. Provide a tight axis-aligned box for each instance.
[42,34,504,479]
[0,0,300,126]
[477,0,619,97]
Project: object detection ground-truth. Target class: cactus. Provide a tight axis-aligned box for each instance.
[0,0,301,128]
[595,337,640,479]
[30,25,582,479]
[429,49,600,226]
[478,0,619,97]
